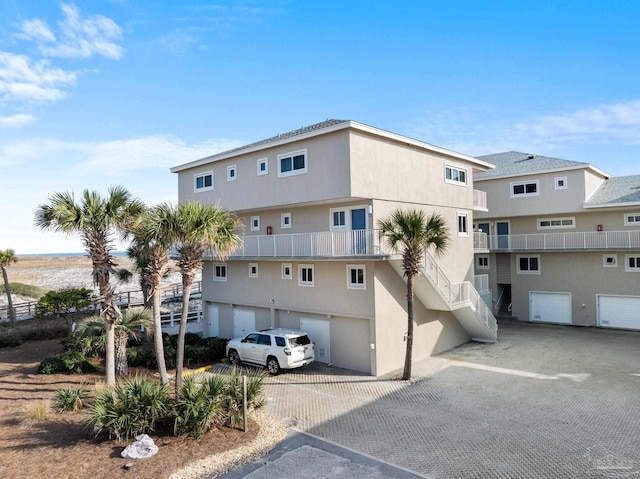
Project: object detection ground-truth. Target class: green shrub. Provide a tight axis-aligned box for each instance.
[38,351,98,375]
[54,386,87,412]
[184,344,211,365]
[87,376,170,441]
[126,347,155,368]
[183,332,202,346]
[0,335,20,348]
[173,376,224,438]
[17,320,69,341]
[202,337,229,361]
[63,328,105,357]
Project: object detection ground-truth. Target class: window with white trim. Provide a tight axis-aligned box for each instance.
[257,158,268,176]
[281,263,292,280]
[537,217,575,229]
[278,149,307,177]
[346,265,366,289]
[555,177,567,189]
[510,180,539,198]
[250,216,260,231]
[625,255,640,272]
[194,171,213,192]
[213,263,227,281]
[281,212,292,229]
[517,256,540,274]
[445,165,467,185]
[457,212,469,237]
[330,208,347,230]
[603,255,618,267]
[227,165,237,181]
[624,213,640,226]
[249,263,258,278]
[477,256,489,269]
[298,264,314,287]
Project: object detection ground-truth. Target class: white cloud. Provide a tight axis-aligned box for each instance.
[411,99,640,157]
[19,3,124,60]
[19,19,56,43]
[0,113,36,127]
[0,52,77,105]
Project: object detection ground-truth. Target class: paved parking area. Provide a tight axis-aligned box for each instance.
[258,320,640,478]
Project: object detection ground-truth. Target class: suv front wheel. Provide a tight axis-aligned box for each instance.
[228,349,241,366]
[266,356,280,375]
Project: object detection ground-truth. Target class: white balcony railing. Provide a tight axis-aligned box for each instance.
[474,232,488,251]
[487,230,640,251]
[229,229,388,258]
[474,274,489,293]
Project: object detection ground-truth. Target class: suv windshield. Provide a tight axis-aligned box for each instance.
[289,335,311,347]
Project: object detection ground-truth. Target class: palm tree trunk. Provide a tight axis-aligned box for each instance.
[101,287,117,386]
[2,267,16,328]
[152,286,169,385]
[403,274,415,380]
[175,277,194,396]
[115,332,128,377]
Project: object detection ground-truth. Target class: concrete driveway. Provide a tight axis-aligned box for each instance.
[251,319,640,478]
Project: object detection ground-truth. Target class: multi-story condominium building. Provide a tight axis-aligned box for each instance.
[473,151,640,331]
[171,120,497,376]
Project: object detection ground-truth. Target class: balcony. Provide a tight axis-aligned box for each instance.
[487,230,640,251]
[228,229,389,259]
[474,232,488,251]
[473,189,487,211]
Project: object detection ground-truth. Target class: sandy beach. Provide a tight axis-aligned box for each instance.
[0,254,199,307]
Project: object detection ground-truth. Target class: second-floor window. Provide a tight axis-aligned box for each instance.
[517,256,540,274]
[194,171,213,192]
[214,263,227,281]
[538,217,575,229]
[477,256,489,269]
[511,180,539,198]
[330,209,347,230]
[299,264,314,287]
[251,216,260,231]
[257,158,268,176]
[457,213,469,237]
[626,255,640,272]
[625,213,640,226]
[445,165,467,185]
[281,213,292,229]
[227,165,237,181]
[278,149,307,177]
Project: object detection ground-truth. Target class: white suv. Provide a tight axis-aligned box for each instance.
[226,329,314,375]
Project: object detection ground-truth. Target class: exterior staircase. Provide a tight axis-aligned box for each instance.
[388,251,498,342]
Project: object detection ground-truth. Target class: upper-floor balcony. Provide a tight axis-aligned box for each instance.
[473,189,487,211]
[486,230,640,251]
[226,229,489,260]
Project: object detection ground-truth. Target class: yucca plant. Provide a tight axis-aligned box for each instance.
[173,375,224,438]
[220,368,266,428]
[54,386,87,412]
[87,375,169,441]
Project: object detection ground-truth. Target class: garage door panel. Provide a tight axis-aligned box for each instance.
[598,295,640,330]
[530,292,572,325]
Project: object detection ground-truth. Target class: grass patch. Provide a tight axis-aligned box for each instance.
[21,400,50,427]
[0,283,46,299]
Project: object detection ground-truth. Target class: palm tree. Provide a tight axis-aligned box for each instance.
[171,201,241,395]
[130,204,175,385]
[34,186,144,385]
[378,209,449,380]
[0,249,18,327]
[83,308,151,376]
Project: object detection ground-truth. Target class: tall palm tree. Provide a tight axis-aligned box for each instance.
[0,249,18,327]
[130,204,175,385]
[34,186,144,385]
[84,308,151,377]
[171,201,241,395]
[378,209,449,380]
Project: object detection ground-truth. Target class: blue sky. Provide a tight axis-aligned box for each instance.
[1,1,639,254]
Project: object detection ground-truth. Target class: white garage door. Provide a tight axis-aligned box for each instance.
[530,292,572,324]
[598,295,640,330]
[233,309,255,339]
[300,318,330,364]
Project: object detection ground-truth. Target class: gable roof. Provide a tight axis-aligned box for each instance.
[474,151,609,180]
[585,175,640,208]
[171,119,494,173]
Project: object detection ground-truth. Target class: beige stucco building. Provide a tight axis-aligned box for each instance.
[473,151,640,331]
[171,120,497,376]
